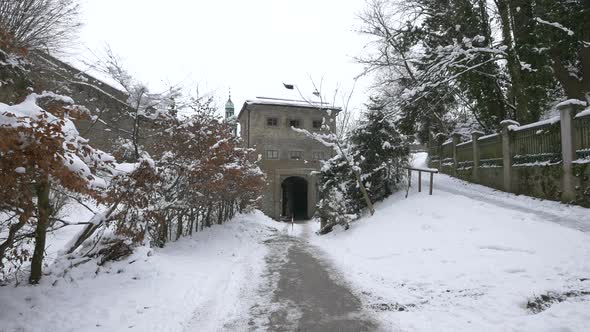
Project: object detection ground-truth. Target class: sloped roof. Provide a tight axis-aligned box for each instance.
[237,97,341,119]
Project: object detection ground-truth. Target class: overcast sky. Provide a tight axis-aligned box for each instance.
[70,0,373,115]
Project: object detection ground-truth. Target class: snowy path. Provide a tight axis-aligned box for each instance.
[425,172,590,233]
[308,153,590,331]
[246,222,378,331]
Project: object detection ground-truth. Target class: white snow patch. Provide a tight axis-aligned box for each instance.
[308,153,590,331]
[575,107,590,118]
[535,17,575,36]
[0,210,278,332]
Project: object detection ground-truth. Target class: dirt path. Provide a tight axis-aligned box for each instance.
[247,223,378,331]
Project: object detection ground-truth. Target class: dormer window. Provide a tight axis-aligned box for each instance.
[267,117,278,127]
[289,119,301,128]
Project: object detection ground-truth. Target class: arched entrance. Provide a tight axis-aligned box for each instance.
[282,176,308,220]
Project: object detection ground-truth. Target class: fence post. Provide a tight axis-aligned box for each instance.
[427,134,434,168]
[558,103,578,202]
[472,131,484,183]
[436,134,446,171]
[501,120,518,193]
[452,133,461,176]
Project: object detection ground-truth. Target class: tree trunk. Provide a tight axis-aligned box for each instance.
[157,213,168,248]
[204,202,212,228]
[189,208,194,236]
[217,202,224,225]
[580,5,590,100]
[0,213,30,266]
[195,207,200,232]
[66,200,120,255]
[353,170,375,215]
[132,97,142,161]
[29,177,50,284]
[175,212,183,241]
[550,49,585,100]
[496,0,527,121]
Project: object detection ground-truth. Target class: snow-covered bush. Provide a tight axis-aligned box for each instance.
[0,92,114,283]
[63,97,264,259]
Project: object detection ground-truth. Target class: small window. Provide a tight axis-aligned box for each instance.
[289,119,301,128]
[312,120,322,129]
[312,151,325,160]
[289,151,302,160]
[266,150,279,160]
[267,117,278,127]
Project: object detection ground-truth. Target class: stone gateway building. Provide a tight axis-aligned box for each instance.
[235,97,340,220]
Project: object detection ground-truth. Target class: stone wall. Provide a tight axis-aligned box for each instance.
[429,103,590,207]
[1,51,158,156]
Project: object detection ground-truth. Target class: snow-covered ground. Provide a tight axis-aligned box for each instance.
[0,210,278,332]
[3,152,590,331]
[308,152,590,331]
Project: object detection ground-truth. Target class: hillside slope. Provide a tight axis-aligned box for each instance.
[309,153,590,331]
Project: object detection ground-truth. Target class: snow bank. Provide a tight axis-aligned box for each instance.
[0,210,278,332]
[310,155,590,331]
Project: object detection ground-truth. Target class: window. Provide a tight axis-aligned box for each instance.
[312,120,322,129]
[289,119,301,128]
[266,150,279,160]
[289,151,303,160]
[267,117,278,127]
[312,151,325,160]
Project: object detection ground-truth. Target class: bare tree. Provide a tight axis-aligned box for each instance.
[92,46,182,161]
[0,0,81,52]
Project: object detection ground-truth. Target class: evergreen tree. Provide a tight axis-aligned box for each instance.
[350,109,410,203]
[316,154,359,234]
[358,0,590,141]
[315,108,409,234]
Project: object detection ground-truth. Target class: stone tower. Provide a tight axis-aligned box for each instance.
[225,90,237,135]
[237,97,340,220]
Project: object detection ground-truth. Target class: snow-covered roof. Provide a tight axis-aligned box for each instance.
[238,97,341,119]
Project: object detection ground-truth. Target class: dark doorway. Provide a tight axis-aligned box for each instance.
[282,176,308,220]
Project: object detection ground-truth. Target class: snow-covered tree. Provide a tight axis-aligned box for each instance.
[0,0,81,52]
[65,96,264,253]
[0,92,114,284]
[93,47,182,161]
[349,109,410,203]
[357,0,590,139]
[316,154,360,234]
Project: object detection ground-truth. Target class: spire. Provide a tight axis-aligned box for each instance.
[224,88,237,136]
[225,88,234,117]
